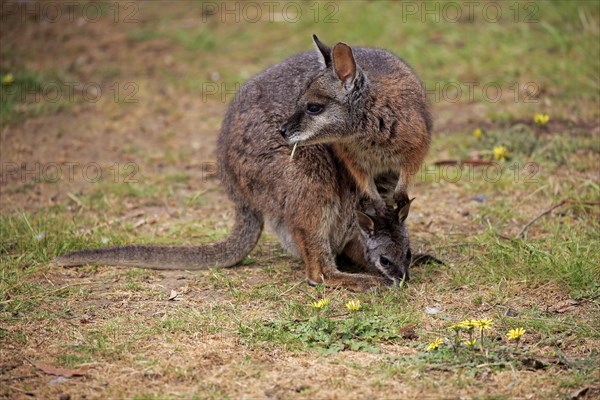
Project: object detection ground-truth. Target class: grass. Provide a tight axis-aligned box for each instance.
[1,0,599,399]
[119,1,600,121]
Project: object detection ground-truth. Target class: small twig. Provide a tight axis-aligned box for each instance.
[515,200,568,239]
[475,362,508,368]
[162,197,173,216]
[289,143,298,160]
[42,273,55,286]
[280,280,304,296]
[66,192,83,208]
[433,159,495,167]
[515,199,599,239]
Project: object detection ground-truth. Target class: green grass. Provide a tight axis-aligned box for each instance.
[239,294,418,354]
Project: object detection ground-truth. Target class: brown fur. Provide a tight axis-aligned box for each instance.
[55,35,427,291]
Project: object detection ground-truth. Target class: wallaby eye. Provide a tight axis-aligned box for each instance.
[305,103,324,115]
[380,256,391,267]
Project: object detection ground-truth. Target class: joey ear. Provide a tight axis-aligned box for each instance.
[355,210,375,236]
[396,197,415,223]
[332,42,357,90]
[312,34,331,68]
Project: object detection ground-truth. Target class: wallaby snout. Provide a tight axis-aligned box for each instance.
[279,111,303,142]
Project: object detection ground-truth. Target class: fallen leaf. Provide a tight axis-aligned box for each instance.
[521,357,548,370]
[50,376,69,385]
[425,305,441,315]
[34,363,88,377]
[570,387,589,400]
[505,308,519,317]
[133,218,147,229]
[434,159,495,167]
[168,290,178,301]
[462,160,495,166]
[472,194,487,203]
[398,324,418,340]
[433,159,459,166]
[79,314,92,324]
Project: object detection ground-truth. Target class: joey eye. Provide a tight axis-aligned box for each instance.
[380,256,392,267]
[305,103,324,115]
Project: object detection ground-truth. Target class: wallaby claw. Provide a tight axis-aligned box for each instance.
[394,191,411,208]
[307,279,321,287]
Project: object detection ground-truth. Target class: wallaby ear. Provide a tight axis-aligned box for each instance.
[356,210,375,236]
[332,42,357,90]
[396,197,415,223]
[312,34,331,68]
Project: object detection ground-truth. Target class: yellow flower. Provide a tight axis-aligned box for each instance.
[473,128,483,139]
[345,299,361,311]
[311,298,330,309]
[426,337,444,351]
[534,113,549,127]
[2,73,14,85]
[465,338,477,347]
[458,320,477,330]
[507,327,526,340]
[473,319,494,331]
[493,146,508,161]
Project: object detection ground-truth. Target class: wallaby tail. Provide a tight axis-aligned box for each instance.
[55,207,263,270]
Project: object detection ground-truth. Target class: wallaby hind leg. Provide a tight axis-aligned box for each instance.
[293,230,389,291]
[393,160,423,206]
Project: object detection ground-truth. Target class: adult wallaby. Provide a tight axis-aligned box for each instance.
[57,35,429,290]
[279,35,432,211]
